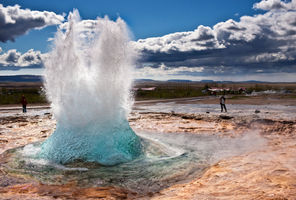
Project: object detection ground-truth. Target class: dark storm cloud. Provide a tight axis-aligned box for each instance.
[133,0,296,77]
[0,4,64,42]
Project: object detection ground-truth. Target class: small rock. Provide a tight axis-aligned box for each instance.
[219,115,233,120]
[255,110,260,113]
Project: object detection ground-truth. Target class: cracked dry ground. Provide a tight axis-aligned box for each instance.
[0,111,296,199]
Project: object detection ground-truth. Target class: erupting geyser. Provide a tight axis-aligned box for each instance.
[39,10,142,165]
[0,12,268,192]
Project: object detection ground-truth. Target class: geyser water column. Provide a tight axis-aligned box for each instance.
[40,10,142,165]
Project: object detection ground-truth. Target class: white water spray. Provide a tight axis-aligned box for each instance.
[40,10,142,165]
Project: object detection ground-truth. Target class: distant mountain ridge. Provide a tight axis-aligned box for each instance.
[0,75,294,83]
[0,75,43,82]
[167,79,192,82]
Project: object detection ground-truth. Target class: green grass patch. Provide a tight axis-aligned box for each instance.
[135,87,205,100]
[0,88,47,105]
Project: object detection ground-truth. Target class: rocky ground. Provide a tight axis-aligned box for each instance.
[132,112,296,200]
[0,98,296,199]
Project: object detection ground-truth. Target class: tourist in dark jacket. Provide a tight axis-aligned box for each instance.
[220,95,227,112]
[21,95,27,113]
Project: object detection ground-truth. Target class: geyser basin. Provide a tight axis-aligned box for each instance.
[1,131,264,194]
[2,135,203,193]
[40,10,142,165]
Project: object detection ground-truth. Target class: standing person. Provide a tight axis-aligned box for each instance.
[21,95,27,113]
[220,95,227,112]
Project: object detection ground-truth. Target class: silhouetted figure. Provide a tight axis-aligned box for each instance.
[220,95,227,112]
[21,95,27,113]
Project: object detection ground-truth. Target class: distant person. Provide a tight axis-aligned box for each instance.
[21,95,27,113]
[220,95,227,112]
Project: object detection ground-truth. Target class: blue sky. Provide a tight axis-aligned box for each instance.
[0,0,296,81]
[1,0,262,53]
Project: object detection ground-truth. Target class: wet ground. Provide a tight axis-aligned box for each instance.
[0,96,296,199]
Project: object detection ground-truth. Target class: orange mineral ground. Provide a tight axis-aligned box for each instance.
[0,99,296,199]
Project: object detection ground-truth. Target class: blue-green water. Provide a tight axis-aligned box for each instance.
[39,120,142,166]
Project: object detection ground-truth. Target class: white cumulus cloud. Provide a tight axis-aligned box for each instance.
[132,25,224,53]
[253,0,296,10]
[134,63,204,79]
[0,49,46,67]
[132,0,296,79]
[0,4,64,42]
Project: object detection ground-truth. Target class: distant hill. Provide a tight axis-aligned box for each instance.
[159,79,267,83]
[134,79,156,82]
[200,80,214,83]
[0,75,43,82]
[0,76,293,84]
[167,79,192,82]
[240,80,265,83]
[167,79,267,83]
